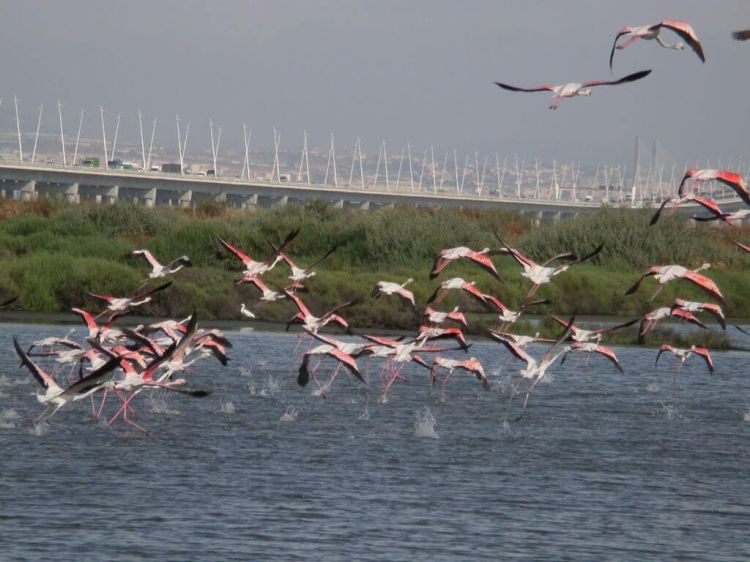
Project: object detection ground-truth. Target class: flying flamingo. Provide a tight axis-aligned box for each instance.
[268,242,338,284]
[678,170,749,204]
[625,263,724,304]
[655,344,714,374]
[495,70,651,110]
[430,357,489,398]
[692,209,750,225]
[87,281,172,318]
[481,292,548,327]
[496,237,603,298]
[548,314,638,343]
[71,308,127,342]
[609,21,705,69]
[423,306,468,328]
[239,277,301,305]
[131,250,191,280]
[372,278,416,308]
[488,330,555,349]
[297,344,364,396]
[560,341,624,373]
[218,228,299,279]
[671,299,725,329]
[427,277,487,306]
[649,193,722,225]
[283,290,354,335]
[430,246,502,281]
[14,337,121,421]
[492,316,574,412]
[638,307,706,343]
[416,325,470,351]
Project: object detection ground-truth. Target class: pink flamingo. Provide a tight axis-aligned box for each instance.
[423,306,468,328]
[678,170,749,204]
[610,21,705,69]
[430,357,489,398]
[649,193,722,225]
[372,278,416,308]
[638,307,706,344]
[560,342,624,373]
[430,246,502,281]
[427,277,487,306]
[671,299,725,329]
[548,314,638,344]
[625,263,724,304]
[655,344,714,374]
[495,70,651,109]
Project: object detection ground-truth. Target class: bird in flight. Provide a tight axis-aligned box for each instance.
[609,21,705,69]
[495,70,651,109]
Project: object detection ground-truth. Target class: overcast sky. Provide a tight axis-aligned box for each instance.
[1,0,748,167]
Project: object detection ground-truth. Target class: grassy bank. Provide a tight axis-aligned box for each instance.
[0,198,747,346]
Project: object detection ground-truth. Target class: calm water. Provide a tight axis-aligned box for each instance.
[1,322,749,561]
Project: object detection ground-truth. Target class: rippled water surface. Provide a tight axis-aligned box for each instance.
[1,323,749,561]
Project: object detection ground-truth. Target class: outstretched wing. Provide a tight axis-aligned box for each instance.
[218,237,255,267]
[650,198,674,226]
[583,69,652,88]
[609,29,632,70]
[692,347,714,373]
[658,21,705,62]
[732,29,750,41]
[494,82,555,93]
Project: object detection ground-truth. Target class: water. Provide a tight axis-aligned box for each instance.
[1,322,749,561]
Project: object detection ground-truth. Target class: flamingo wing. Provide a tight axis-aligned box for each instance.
[430,254,451,279]
[654,344,673,369]
[494,82,555,93]
[609,29,632,70]
[461,283,489,305]
[64,356,123,396]
[625,270,653,296]
[733,29,750,41]
[218,237,255,267]
[304,244,339,273]
[136,280,173,298]
[671,308,707,330]
[583,69,652,88]
[466,252,502,281]
[658,21,705,62]
[282,289,311,316]
[13,337,60,391]
[715,173,750,204]
[328,348,364,384]
[133,249,160,269]
[692,347,714,374]
[690,196,723,218]
[682,271,725,304]
[737,241,750,254]
[650,198,674,225]
[592,317,639,335]
[591,344,624,373]
[361,334,402,348]
[494,337,533,365]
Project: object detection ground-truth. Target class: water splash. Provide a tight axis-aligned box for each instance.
[1,408,20,421]
[220,401,236,414]
[646,383,660,394]
[28,422,49,437]
[501,419,518,439]
[280,405,298,422]
[658,400,682,421]
[414,407,439,439]
[239,366,254,378]
[358,405,370,421]
[743,410,750,423]
[147,396,180,416]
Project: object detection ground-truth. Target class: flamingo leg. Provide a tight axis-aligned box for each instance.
[648,284,665,302]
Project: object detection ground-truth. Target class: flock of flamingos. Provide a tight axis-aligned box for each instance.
[9,19,750,431]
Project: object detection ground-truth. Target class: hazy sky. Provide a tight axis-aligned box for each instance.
[1,0,748,167]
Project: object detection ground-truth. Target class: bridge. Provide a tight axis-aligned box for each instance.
[0,160,745,222]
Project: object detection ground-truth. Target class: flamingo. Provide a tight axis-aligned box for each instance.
[239,277,300,305]
[488,330,555,349]
[14,337,121,421]
[678,170,749,204]
[671,299,725,329]
[218,228,299,279]
[482,292,548,327]
[430,246,502,281]
[71,308,127,342]
[655,344,714,374]
[625,263,724,304]
[492,316,574,411]
[609,21,705,69]
[423,306,468,328]
[372,278,416,308]
[495,70,651,110]
[692,209,750,225]
[560,341,624,373]
[430,357,490,397]
[297,344,364,395]
[240,303,256,319]
[268,242,338,284]
[649,193,722,226]
[86,281,172,318]
[497,237,603,298]
[427,277,487,305]
[283,290,354,334]
[416,325,470,351]
[548,314,638,343]
[638,307,706,343]
[131,250,191,280]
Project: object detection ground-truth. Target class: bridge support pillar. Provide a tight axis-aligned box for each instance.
[103,185,119,204]
[64,183,80,203]
[274,196,288,207]
[142,188,157,208]
[20,180,37,201]
[332,199,344,209]
[240,194,258,209]
[359,201,370,211]
[214,192,227,203]
[178,190,192,208]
